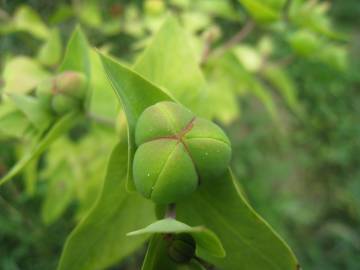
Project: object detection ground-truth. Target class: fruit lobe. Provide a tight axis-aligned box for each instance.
[133,101,231,204]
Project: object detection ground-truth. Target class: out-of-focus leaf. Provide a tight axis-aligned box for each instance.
[12,5,50,39]
[89,51,119,119]
[58,138,156,270]
[233,45,262,72]
[2,56,50,94]
[59,26,90,77]
[263,66,303,116]
[128,218,225,260]
[134,16,209,117]
[0,110,31,138]
[37,28,63,67]
[288,30,322,57]
[0,112,79,186]
[9,94,53,131]
[193,0,241,21]
[318,45,348,71]
[41,162,74,225]
[99,52,173,190]
[23,156,39,196]
[289,0,348,41]
[177,169,299,269]
[76,1,102,28]
[238,0,286,23]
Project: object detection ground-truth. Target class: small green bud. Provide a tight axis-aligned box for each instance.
[36,78,54,108]
[55,71,87,99]
[133,101,231,204]
[52,94,79,115]
[168,233,196,264]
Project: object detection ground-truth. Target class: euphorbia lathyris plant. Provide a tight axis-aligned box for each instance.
[0,17,299,270]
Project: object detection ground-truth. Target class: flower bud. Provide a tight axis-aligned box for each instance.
[133,101,231,204]
[55,71,87,99]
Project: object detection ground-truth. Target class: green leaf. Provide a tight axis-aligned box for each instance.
[9,94,53,131]
[0,110,32,138]
[288,30,322,57]
[238,0,285,23]
[133,16,209,117]
[37,28,63,67]
[59,26,90,77]
[142,234,180,270]
[142,235,206,270]
[13,5,50,39]
[99,52,173,190]
[89,50,119,119]
[0,112,78,186]
[262,66,303,116]
[58,138,156,270]
[128,218,225,260]
[177,169,299,270]
[41,162,75,225]
[2,56,50,94]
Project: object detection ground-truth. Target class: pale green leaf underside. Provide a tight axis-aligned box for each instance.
[57,138,156,270]
[128,218,225,259]
[177,169,299,270]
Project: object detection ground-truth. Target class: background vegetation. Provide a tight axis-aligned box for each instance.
[0,0,359,269]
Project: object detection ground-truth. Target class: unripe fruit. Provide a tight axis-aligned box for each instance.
[52,94,80,115]
[36,78,54,109]
[55,71,87,99]
[133,101,231,204]
[168,233,196,264]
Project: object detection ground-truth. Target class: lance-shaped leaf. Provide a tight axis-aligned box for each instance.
[9,94,53,131]
[59,26,90,77]
[238,0,286,23]
[58,137,156,270]
[176,169,299,270]
[99,52,174,190]
[0,112,79,186]
[128,218,225,260]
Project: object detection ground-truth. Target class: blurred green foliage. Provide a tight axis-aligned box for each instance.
[0,0,359,269]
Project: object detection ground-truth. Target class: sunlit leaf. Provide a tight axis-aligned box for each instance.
[58,138,156,270]
[134,16,209,117]
[128,218,225,260]
[0,112,79,186]
[177,169,299,270]
[2,56,50,94]
[37,28,63,67]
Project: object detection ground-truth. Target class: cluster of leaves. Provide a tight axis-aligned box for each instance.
[0,0,353,269]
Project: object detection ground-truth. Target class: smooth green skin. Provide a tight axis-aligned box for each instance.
[168,233,196,264]
[52,94,79,115]
[133,139,198,204]
[36,78,54,108]
[56,71,87,99]
[133,101,231,204]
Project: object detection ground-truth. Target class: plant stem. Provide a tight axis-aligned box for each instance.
[165,203,176,219]
[86,112,115,127]
[202,19,255,64]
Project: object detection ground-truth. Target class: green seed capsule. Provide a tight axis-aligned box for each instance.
[133,101,231,204]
